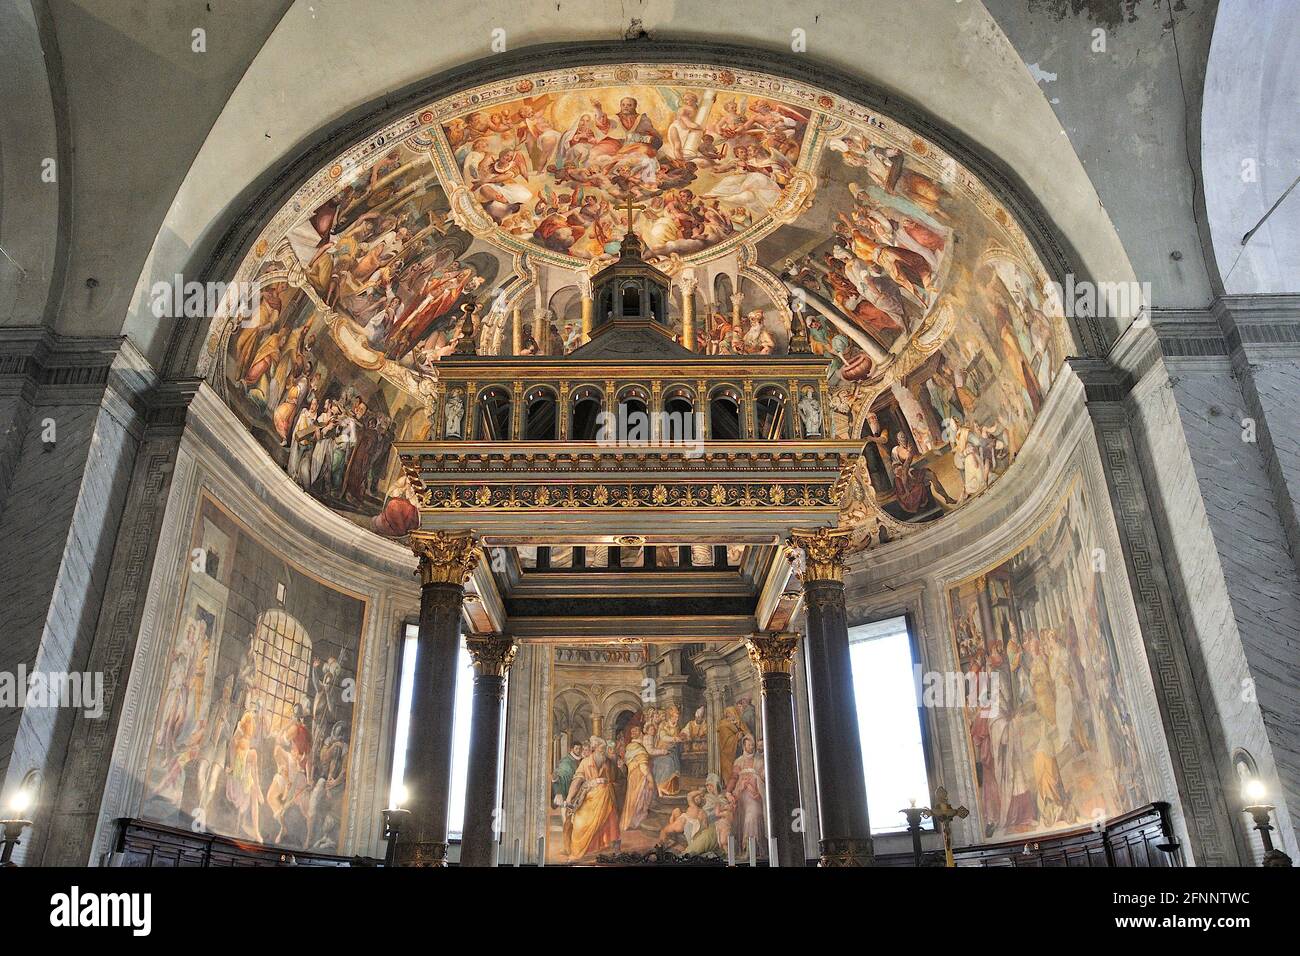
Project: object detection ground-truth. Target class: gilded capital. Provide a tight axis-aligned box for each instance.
[786,526,853,583]
[411,530,481,586]
[745,632,799,676]
[465,634,517,677]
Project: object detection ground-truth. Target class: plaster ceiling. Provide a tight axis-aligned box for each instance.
[206,62,1069,552]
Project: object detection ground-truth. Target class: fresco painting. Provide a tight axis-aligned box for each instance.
[547,642,766,862]
[446,86,810,259]
[212,66,1071,553]
[140,493,368,853]
[947,480,1146,839]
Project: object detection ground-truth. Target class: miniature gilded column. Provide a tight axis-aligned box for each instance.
[459,634,517,867]
[677,271,698,351]
[745,632,804,867]
[512,306,523,355]
[579,274,595,343]
[787,526,874,866]
[396,530,481,867]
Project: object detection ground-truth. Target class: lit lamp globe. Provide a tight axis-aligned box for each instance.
[1241,778,1293,867]
[1,789,34,866]
[382,784,411,866]
[390,783,408,809]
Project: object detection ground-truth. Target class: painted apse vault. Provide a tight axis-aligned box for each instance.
[947,480,1147,840]
[547,641,766,863]
[207,64,1069,552]
[140,493,368,852]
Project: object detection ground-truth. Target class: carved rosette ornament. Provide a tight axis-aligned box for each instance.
[411,530,482,586]
[465,635,517,678]
[786,526,854,583]
[745,633,799,677]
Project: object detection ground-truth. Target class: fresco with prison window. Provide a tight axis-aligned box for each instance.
[139,492,368,852]
[946,479,1146,839]
[208,63,1069,552]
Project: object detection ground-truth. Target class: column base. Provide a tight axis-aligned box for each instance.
[394,841,449,867]
[818,838,875,867]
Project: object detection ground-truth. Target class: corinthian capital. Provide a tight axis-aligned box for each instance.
[786,526,854,583]
[411,530,481,586]
[676,269,698,297]
[465,634,517,677]
[745,632,799,676]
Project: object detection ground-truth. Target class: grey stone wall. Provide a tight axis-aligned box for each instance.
[0,333,153,865]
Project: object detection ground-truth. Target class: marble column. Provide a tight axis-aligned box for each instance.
[677,271,698,351]
[511,307,523,355]
[533,308,550,354]
[788,527,874,866]
[397,530,481,867]
[745,632,804,867]
[459,634,517,867]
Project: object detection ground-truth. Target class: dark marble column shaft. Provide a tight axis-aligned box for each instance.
[396,531,480,867]
[789,524,875,868]
[804,577,873,864]
[748,632,805,868]
[459,636,516,867]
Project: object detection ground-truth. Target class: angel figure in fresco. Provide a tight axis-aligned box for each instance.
[665,95,708,161]
[704,143,787,212]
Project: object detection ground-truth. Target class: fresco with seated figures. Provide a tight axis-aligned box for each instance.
[209,63,1070,552]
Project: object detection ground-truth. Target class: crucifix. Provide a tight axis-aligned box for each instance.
[620,193,646,233]
[928,786,969,868]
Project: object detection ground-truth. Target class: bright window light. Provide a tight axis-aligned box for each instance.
[847,616,931,833]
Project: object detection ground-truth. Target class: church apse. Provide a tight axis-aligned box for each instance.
[545,641,766,864]
[946,479,1148,841]
[206,62,1072,558]
[138,492,368,853]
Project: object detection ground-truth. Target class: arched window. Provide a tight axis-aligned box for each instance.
[621,282,641,317]
[754,385,790,440]
[248,609,313,730]
[523,386,558,440]
[709,386,743,440]
[663,386,696,444]
[476,386,512,441]
[648,288,663,323]
[570,386,603,441]
[617,385,650,443]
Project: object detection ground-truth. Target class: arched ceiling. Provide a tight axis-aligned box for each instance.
[208,62,1069,552]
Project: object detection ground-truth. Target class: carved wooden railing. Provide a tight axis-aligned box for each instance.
[110,818,380,867]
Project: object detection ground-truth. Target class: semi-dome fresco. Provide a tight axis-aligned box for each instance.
[205,64,1069,550]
